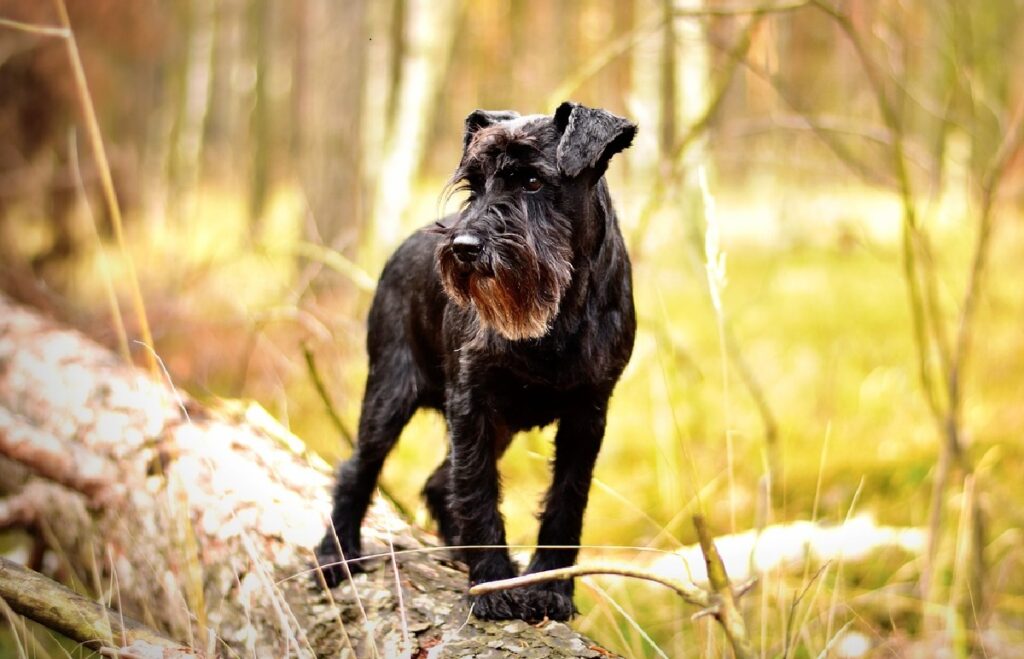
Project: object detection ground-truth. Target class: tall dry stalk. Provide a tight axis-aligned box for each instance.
[0,2,154,375]
[51,0,157,376]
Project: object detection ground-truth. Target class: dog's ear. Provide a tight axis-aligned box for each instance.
[554,101,636,180]
[462,109,520,155]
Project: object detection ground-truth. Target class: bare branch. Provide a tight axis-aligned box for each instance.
[0,557,196,656]
[674,0,811,17]
[631,14,764,246]
[302,345,356,449]
[548,0,805,120]
[809,1,952,429]
[0,16,68,37]
[950,97,1024,428]
[722,113,938,176]
[468,562,712,608]
[694,515,755,659]
[469,521,761,659]
[291,241,377,293]
[547,12,664,106]
[301,344,412,520]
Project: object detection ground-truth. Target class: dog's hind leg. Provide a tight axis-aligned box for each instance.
[316,353,419,587]
[422,453,459,547]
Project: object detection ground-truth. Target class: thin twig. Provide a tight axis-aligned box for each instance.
[547,11,664,107]
[302,344,355,448]
[301,344,412,520]
[292,241,377,293]
[280,542,686,585]
[468,526,758,658]
[0,16,69,37]
[721,48,894,187]
[674,0,810,17]
[721,113,938,176]
[468,562,712,609]
[669,14,763,163]
[938,97,1024,629]
[783,561,831,659]
[546,0,812,107]
[947,97,1024,456]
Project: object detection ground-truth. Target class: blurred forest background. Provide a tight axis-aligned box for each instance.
[1,0,1023,656]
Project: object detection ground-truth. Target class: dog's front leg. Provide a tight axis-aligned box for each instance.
[522,397,610,620]
[446,387,528,619]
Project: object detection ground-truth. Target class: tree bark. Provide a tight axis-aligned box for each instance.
[0,294,617,658]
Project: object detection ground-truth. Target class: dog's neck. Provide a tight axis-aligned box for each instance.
[551,178,624,331]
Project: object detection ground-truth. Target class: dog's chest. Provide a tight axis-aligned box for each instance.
[485,373,574,431]
[471,340,612,430]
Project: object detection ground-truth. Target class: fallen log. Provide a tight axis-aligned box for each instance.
[0,556,197,658]
[0,294,617,658]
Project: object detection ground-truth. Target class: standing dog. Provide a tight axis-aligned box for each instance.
[316,102,637,621]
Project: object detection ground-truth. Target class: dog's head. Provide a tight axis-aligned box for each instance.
[436,101,636,341]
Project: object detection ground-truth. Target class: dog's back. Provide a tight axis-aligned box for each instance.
[365,227,449,411]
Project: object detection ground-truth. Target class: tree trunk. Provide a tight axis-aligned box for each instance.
[302,0,369,249]
[0,294,617,658]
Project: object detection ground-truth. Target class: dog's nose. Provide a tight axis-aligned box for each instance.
[451,234,482,264]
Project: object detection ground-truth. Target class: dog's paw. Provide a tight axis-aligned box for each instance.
[521,583,577,621]
[470,584,577,622]
[469,590,529,620]
[313,538,365,588]
[312,553,363,588]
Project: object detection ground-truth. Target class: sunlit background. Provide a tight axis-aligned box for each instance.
[1,0,1023,656]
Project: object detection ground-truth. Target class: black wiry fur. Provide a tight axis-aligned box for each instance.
[316,102,637,622]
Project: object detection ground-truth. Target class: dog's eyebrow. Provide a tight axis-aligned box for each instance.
[504,139,561,178]
[462,128,558,181]
[505,140,542,160]
[467,126,509,153]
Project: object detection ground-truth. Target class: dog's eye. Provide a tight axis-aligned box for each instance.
[523,176,543,193]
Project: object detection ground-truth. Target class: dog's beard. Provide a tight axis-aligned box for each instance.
[437,229,572,341]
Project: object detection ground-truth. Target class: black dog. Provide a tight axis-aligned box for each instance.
[316,101,637,622]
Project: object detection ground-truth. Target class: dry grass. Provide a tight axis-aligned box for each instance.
[3,170,1016,657]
